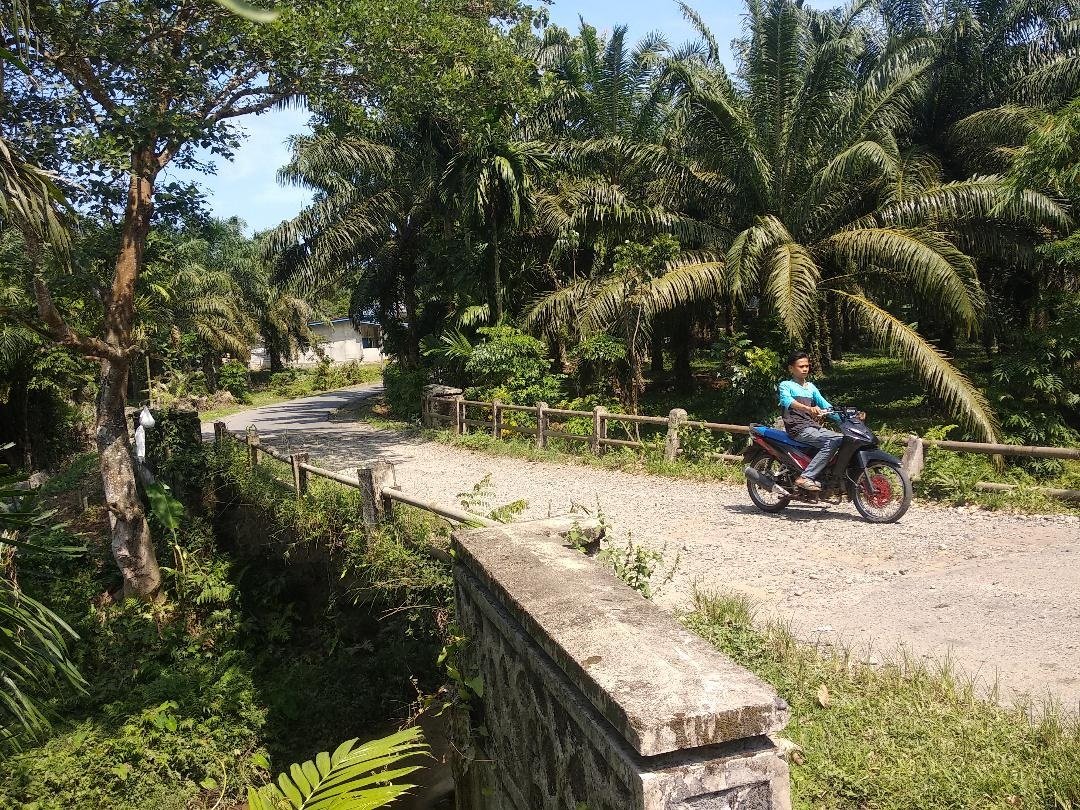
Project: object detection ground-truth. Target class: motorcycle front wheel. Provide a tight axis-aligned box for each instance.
[745,451,792,513]
[848,462,912,523]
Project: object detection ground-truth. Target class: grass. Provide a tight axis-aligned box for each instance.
[684,589,1080,809]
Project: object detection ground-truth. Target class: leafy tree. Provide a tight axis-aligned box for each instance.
[1,0,517,597]
[1,0,325,597]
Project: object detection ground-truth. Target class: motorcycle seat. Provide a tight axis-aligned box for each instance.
[751,424,814,451]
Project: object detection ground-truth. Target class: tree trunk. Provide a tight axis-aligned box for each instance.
[829,299,844,362]
[268,342,284,373]
[99,145,161,600]
[202,353,219,394]
[97,355,161,598]
[818,310,833,372]
[488,222,503,325]
[650,337,665,376]
[402,260,421,369]
[673,316,694,392]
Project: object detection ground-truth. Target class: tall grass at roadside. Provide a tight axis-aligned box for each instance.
[684,589,1080,809]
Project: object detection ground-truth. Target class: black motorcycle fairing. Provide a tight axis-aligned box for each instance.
[854,448,903,470]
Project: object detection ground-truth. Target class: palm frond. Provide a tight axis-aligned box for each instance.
[826,227,983,330]
[247,728,427,810]
[834,290,999,442]
[764,241,820,338]
[524,280,589,336]
[0,137,71,265]
[639,254,725,318]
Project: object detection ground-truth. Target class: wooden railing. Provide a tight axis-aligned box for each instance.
[213,422,499,530]
[420,394,1080,502]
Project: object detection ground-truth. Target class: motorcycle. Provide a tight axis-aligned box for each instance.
[742,407,912,523]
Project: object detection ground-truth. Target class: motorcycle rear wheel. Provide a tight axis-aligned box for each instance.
[848,462,912,523]
[745,452,792,513]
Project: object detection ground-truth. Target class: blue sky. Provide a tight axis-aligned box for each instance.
[164,1,830,233]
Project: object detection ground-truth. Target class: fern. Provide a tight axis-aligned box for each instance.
[247,728,427,810]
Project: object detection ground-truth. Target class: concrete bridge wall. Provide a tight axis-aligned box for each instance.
[451,519,792,810]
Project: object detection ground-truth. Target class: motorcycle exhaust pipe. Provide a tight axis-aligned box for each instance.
[744,465,793,497]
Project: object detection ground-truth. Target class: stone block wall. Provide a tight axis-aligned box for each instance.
[451,519,791,810]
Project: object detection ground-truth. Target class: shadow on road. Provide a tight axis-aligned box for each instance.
[723,502,874,525]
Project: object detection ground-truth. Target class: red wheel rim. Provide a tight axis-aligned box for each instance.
[861,473,893,508]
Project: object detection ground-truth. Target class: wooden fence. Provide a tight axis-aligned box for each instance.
[420,394,1080,502]
[213,422,499,532]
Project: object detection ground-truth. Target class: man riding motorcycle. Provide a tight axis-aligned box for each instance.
[778,351,863,492]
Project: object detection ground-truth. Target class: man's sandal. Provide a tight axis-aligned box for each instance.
[795,476,821,491]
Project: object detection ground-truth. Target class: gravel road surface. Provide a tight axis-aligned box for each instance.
[205,386,1080,709]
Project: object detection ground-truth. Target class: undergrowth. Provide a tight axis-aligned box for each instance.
[0,437,451,809]
[684,590,1080,809]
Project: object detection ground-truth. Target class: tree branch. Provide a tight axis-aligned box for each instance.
[207,90,295,124]
[31,276,120,360]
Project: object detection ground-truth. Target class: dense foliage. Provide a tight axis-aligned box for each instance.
[261,0,1080,455]
[0,433,450,808]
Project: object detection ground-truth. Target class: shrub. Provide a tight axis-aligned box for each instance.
[269,370,300,395]
[218,360,251,402]
[383,362,428,420]
[463,326,564,406]
[706,333,782,423]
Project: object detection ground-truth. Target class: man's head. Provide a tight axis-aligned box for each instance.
[787,351,811,382]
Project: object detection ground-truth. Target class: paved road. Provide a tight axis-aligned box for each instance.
[205,387,1080,709]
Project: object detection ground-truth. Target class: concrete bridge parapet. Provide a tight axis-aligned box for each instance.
[451,518,792,810]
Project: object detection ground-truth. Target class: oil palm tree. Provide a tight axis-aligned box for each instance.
[522,20,716,382]
[441,124,554,324]
[526,235,724,413]
[881,0,1080,172]
[666,0,1071,441]
[267,118,447,366]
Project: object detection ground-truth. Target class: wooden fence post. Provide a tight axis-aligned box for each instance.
[901,435,925,481]
[592,406,607,456]
[359,461,397,527]
[665,408,687,462]
[536,402,548,449]
[246,427,260,469]
[492,400,502,439]
[420,395,429,428]
[213,421,227,446]
[291,452,310,498]
[454,396,465,435]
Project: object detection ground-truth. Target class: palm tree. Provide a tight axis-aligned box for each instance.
[441,124,554,324]
[665,0,1071,441]
[526,235,724,413]
[880,0,1080,174]
[267,118,447,367]
[522,21,717,382]
[139,221,262,389]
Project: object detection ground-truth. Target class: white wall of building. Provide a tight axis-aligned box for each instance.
[248,319,383,371]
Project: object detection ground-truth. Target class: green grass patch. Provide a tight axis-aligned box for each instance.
[684,590,1080,809]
